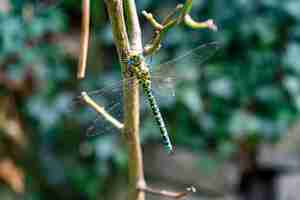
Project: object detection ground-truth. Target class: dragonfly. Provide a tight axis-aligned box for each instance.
[74,42,220,154]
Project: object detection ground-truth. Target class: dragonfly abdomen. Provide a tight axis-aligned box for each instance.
[141,80,174,154]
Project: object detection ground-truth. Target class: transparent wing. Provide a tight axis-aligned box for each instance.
[145,42,220,105]
[70,77,173,137]
[150,42,220,86]
[71,79,127,137]
[70,42,220,136]
[34,0,64,12]
[84,102,123,137]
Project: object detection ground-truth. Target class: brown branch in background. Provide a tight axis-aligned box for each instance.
[80,92,124,130]
[138,185,196,199]
[77,0,90,79]
[0,159,25,193]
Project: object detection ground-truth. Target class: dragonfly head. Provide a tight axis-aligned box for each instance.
[128,52,143,67]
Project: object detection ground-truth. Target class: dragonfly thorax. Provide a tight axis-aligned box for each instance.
[128,53,150,81]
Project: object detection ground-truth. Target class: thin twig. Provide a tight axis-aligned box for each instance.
[80,92,124,130]
[142,11,163,30]
[138,185,196,199]
[184,16,218,31]
[77,0,90,79]
[143,0,218,56]
[143,4,182,56]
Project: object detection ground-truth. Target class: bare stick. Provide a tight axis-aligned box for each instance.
[124,0,146,199]
[104,2,145,200]
[77,0,90,79]
[138,185,196,199]
[80,92,124,130]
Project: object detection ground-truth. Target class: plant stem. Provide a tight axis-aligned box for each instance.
[104,0,130,64]
[104,1,145,200]
[124,1,146,200]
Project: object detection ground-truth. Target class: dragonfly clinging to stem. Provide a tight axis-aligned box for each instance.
[127,51,175,153]
[77,42,220,154]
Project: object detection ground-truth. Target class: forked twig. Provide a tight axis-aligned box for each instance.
[77,0,90,79]
[162,4,184,25]
[80,92,124,130]
[143,0,218,56]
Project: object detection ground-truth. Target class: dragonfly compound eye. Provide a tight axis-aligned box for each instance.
[130,55,142,66]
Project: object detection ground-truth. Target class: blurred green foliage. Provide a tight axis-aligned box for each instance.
[1,0,300,199]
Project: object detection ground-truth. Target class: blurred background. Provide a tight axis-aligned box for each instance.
[1,0,300,200]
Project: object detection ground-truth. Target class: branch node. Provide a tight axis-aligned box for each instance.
[161,4,183,25]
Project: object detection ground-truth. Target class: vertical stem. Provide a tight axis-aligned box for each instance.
[124,1,145,200]
[124,73,144,200]
[104,1,144,200]
[124,0,142,48]
[104,0,130,62]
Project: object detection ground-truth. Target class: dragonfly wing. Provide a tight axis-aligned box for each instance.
[146,42,220,111]
[150,42,220,81]
[85,102,123,137]
[73,75,146,137]
[150,76,177,99]
[34,0,64,12]
[71,78,132,137]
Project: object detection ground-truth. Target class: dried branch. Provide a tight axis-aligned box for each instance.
[124,0,146,200]
[101,1,217,200]
[138,185,196,199]
[80,92,124,130]
[143,0,218,56]
[142,6,179,56]
[77,0,90,79]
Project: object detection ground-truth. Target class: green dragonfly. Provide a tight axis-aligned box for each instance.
[76,42,219,154]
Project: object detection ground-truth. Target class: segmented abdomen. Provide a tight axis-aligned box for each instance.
[141,80,174,154]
